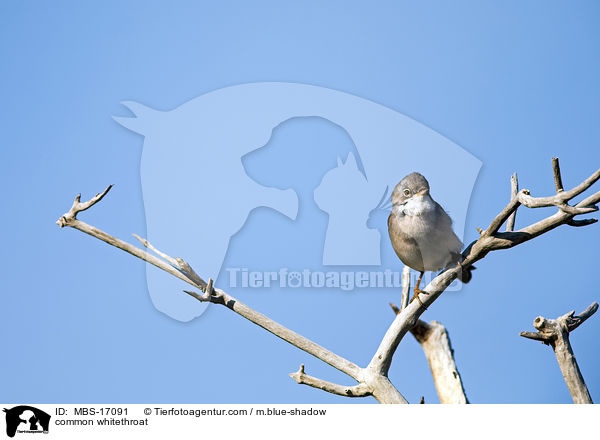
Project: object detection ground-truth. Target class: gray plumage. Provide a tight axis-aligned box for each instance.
[388,172,473,283]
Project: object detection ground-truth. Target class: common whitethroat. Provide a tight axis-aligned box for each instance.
[387,172,473,305]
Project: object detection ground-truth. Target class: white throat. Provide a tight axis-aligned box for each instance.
[395,194,436,217]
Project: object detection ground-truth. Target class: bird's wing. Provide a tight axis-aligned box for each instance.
[388,212,424,271]
[434,203,475,282]
[434,201,463,251]
[433,201,453,227]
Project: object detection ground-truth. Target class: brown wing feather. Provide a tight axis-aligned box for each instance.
[388,213,424,272]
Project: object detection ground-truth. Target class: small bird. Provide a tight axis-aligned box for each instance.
[387,172,473,304]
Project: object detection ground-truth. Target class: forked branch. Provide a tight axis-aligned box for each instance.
[390,302,468,404]
[289,365,372,398]
[391,270,468,404]
[365,158,598,379]
[520,303,598,404]
[57,158,599,403]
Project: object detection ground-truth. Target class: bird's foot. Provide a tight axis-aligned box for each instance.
[410,288,429,308]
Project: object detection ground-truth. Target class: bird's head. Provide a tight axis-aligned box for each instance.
[391,172,430,206]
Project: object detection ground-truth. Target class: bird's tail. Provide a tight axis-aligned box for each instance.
[458,265,476,283]
[448,252,476,284]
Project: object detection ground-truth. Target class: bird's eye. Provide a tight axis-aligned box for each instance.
[403,189,410,196]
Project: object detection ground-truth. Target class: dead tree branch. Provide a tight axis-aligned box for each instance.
[410,320,469,404]
[506,173,518,232]
[520,303,598,404]
[364,158,598,381]
[56,186,208,290]
[57,158,599,403]
[289,364,372,398]
[391,268,468,403]
[400,265,411,311]
[56,186,401,402]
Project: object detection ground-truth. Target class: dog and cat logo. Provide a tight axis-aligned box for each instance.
[114,82,481,322]
[3,406,50,437]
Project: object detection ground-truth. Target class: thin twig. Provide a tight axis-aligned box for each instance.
[57,188,206,290]
[133,233,206,287]
[506,173,518,232]
[401,265,411,311]
[552,157,564,193]
[483,192,523,236]
[289,365,372,398]
[58,190,364,385]
[56,185,113,227]
[57,159,599,403]
[133,233,180,267]
[564,303,598,332]
[183,285,364,381]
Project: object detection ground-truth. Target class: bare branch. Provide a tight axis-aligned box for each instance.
[133,233,206,287]
[520,303,597,404]
[400,265,411,311]
[56,185,113,228]
[517,167,600,210]
[57,190,410,403]
[506,173,519,232]
[567,218,598,227]
[554,203,597,216]
[58,158,599,404]
[174,259,206,287]
[182,289,364,381]
[552,157,564,193]
[390,303,470,404]
[289,365,372,398]
[133,233,179,266]
[389,303,401,315]
[483,191,522,236]
[519,331,549,343]
[183,278,216,302]
[564,302,598,332]
[367,161,599,377]
[410,320,468,404]
[57,197,206,290]
[367,268,456,376]
[57,190,365,386]
[575,189,600,208]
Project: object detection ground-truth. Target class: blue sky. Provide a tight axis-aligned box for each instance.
[1,1,599,404]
